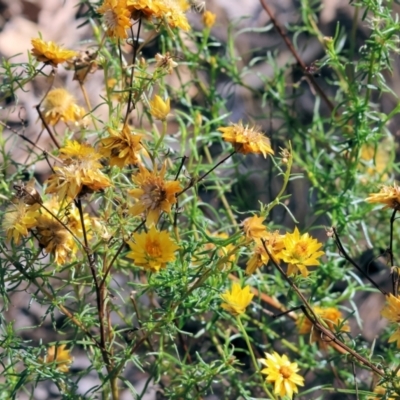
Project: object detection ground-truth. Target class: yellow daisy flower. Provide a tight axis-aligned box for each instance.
[31,38,77,67]
[242,215,267,241]
[260,352,304,399]
[127,226,179,272]
[218,121,274,158]
[41,88,86,126]
[202,10,216,28]
[297,306,350,349]
[245,231,285,275]
[366,183,400,210]
[220,283,254,316]
[40,345,73,373]
[128,163,181,226]
[97,0,132,39]
[99,125,143,168]
[149,95,170,120]
[381,294,400,347]
[278,227,324,277]
[2,201,39,244]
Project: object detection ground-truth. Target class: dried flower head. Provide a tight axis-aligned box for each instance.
[218,122,274,157]
[97,0,132,39]
[260,352,304,399]
[41,88,86,126]
[99,125,143,168]
[220,283,254,316]
[155,52,178,74]
[366,183,400,210]
[149,95,170,120]
[278,227,324,277]
[128,164,181,226]
[297,306,350,349]
[40,345,73,373]
[31,38,77,67]
[127,226,179,272]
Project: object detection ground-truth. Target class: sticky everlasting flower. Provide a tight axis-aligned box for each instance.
[279,227,324,277]
[127,226,179,272]
[99,125,143,168]
[220,283,254,316]
[218,122,274,157]
[41,88,86,126]
[242,215,267,241]
[97,0,132,39]
[31,38,77,67]
[260,352,304,399]
[40,345,73,373]
[128,164,181,226]
[149,95,170,120]
[366,184,400,210]
[381,294,400,347]
[203,10,216,28]
[297,306,350,349]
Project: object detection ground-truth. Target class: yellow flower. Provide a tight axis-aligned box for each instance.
[97,0,132,39]
[278,227,324,277]
[128,163,181,226]
[359,142,390,182]
[127,0,190,31]
[36,202,77,266]
[99,125,143,168]
[245,231,285,275]
[242,215,267,241]
[366,183,400,210]
[149,95,170,120]
[260,352,304,399]
[218,121,274,157]
[155,52,178,74]
[297,306,350,349]
[2,201,39,244]
[40,345,73,373]
[41,88,86,126]
[31,38,77,67]
[381,294,400,347]
[202,10,216,28]
[220,283,254,316]
[45,141,112,200]
[370,369,400,400]
[127,226,179,272]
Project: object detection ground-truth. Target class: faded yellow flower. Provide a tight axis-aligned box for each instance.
[40,345,73,373]
[45,141,112,200]
[359,142,389,182]
[155,52,178,74]
[127,226,179,272]
[366,184,400,210]
[202,10,216,28]
[260,352,304,399]
[242,215,267,241]
[41,88,86,126]
[128,163,181,226]
[245,231,285,275]
[278,227,324,277]
[218,122,274,157]
[98,0,132,39]
[99,125,143,168]
[297,306,350,349]
[149,95,170,120]
[220,283,254,316]
[2,201,39,244]
[31,38,77,67]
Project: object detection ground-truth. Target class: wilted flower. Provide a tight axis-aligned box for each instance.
[31,38,76,67]
[218,122,274,157]
[242,215,267,241]
[278,227,324,277]
[155,52,178,74]
[366,184,400,210]
[220,283,254,316]
[127,226,179,272]
[260,352,304,399]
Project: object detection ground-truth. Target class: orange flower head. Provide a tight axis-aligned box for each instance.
[278,227,324,277]
[31,38,77,67]
[218,121,274,157]
[220,283,254,316]
[128,164,181,226]
[97,0,132,39]
[366,183,400,210]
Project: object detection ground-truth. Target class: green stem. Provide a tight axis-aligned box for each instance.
[236,316,277,400]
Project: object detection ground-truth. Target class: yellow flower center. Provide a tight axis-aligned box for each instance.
[293,241,308,258]
[279,366,292,379]
[145,239,162,258]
